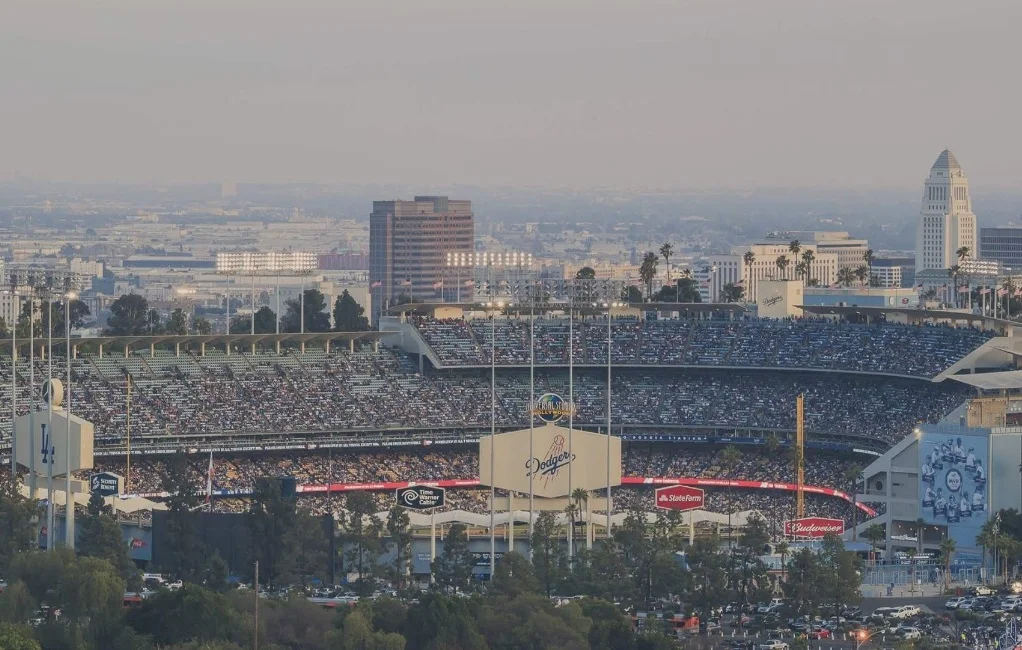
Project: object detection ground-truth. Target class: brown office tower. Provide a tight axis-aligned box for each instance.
[369,195,474,323]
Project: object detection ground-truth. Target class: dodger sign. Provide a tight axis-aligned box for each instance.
[396,486,445,511]
[784,517,845,538]
[654,484,705,512]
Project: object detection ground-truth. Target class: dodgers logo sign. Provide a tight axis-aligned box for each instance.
[525,434,575,489]
[531,393,575,424]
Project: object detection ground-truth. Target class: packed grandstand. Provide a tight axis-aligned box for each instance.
[0,315,996,533]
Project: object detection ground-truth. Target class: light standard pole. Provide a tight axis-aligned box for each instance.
[8,281,17,483]
[64,288,77,549]
[46,282,55,551]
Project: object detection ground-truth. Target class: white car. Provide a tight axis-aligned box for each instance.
[759,641,789,650]
[974,586,994,596]
[899,627,922,640]
[946,597,968,609]
[890,605,920,619]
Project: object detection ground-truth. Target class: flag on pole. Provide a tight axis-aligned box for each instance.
[980,288,991,295]
[370,281,382,288]
[464,280,475,287]
[998,288,1007,296]
[206,451,214,507]
[959,286,970,293]
[433,281,443,289]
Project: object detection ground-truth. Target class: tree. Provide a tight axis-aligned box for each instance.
[404,592,486,650]
[248,476,298,587]
[940,537,956,590]
[339,492,383,591]
[166,308,189,335]
[575,266,597,280]
[0,622,41,650]
[333,290,370,331]
[160,451,205,582]
[639,253,659,300]
[0,473,38,579]
[864,523,885,561]
[837,267,854,287]
[818,534,861,620]
[191,316,213,335]
[612,507,683,608]
[432,523,475,594]
[621,285,643,303]
[78,490,138,583]
[492,551,541,598]
[580,599,637,650]
[385,505,412,588]
[105,294,151,335]
[282,289,331,332]
[775,255,789,280]
[788,240,801,267]
[127,584,241,647]
[800,249,815,285]
[781,547,823,615]
[39,299,91,334]
[659,243,674,284]
[774,540,789,584]
[687,534,729,622]
[290,513,330,587]
[720,283,744,303]
[863,248,875,283]
[531,511,567,597]
[743,251,756,297]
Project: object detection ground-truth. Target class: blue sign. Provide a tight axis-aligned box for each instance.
[920,431,988,548]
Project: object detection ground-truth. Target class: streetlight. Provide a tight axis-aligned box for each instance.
[855,628,876,650]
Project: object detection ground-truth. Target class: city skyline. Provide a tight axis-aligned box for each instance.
[2,0,1021,190]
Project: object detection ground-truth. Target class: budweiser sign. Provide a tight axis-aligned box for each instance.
[654,484,705,512]
[784,517,845,538]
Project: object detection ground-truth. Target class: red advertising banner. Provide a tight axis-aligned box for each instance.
[654,484,705,511]
[784,517,846,538]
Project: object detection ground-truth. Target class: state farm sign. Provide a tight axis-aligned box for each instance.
[654,484,705,512]
[784,517,845,538]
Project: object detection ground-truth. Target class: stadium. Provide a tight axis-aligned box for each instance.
[1,304,1016,575]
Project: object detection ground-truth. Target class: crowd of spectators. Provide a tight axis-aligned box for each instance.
[0,349,969,448]
[413,316,996,378]
[90,445,876,533]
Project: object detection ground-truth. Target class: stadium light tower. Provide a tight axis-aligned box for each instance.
[215,252,316,338]
[602,301,624,539]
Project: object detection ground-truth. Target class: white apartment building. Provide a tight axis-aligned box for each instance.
[871,266,902,288]
[762,231,870,273]
[708,242,840,302]
[915,150,978,273]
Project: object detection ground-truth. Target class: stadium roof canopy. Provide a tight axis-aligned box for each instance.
[0,331,385,355]
[800,305,1014,330]
[950,370,1022,391]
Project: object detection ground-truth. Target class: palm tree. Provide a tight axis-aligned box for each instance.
[720,445,742,546]
[571,487,589,547]
[836,267,854,287]
[800,249,815,286]
[793,261,807,284]
[775,540,790,585]
[659,243,674,284]
[1004,278,1017,320]
[864,524,886,563]
[743,251,756,298]
[854,265,869,287]
[788,240,801,263]
[863,248,875,286]
[940,537,956,591]
[948,265,961,308]
[977,520,996,583]
[775,255,789,280]
[957,247,972,309]
[639,252,659,300]
[721,283,744,303]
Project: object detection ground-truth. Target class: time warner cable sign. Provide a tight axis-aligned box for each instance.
[396,486,445,511]
[480,395,622,499]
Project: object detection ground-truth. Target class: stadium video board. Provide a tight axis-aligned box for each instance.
[919,431,988,547]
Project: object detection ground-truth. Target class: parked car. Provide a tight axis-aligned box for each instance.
[890,605,920,619]
[946,597,968,610]
[899,627,922,640]
[758,641,788,650]
[973,586,994,596]
[808,628,832,640]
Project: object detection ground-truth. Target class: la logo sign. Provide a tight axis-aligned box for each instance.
[654,484,705,512]
[784,517,845,538]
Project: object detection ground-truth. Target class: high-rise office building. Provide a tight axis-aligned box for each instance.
[915,150,977,273]
[369,196,474,322]
[980,227,1022,273]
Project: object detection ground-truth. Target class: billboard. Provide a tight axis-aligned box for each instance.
[396,486,445,511]
[784,517,845,538]
[654,485,705,512]
[920,431,988,546]
[479,424,622,498]
[90,472,123,497]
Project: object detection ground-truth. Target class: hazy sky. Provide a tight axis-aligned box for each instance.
[2,0,1021,189]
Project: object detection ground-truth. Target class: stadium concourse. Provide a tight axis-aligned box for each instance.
[0,315,996,532]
